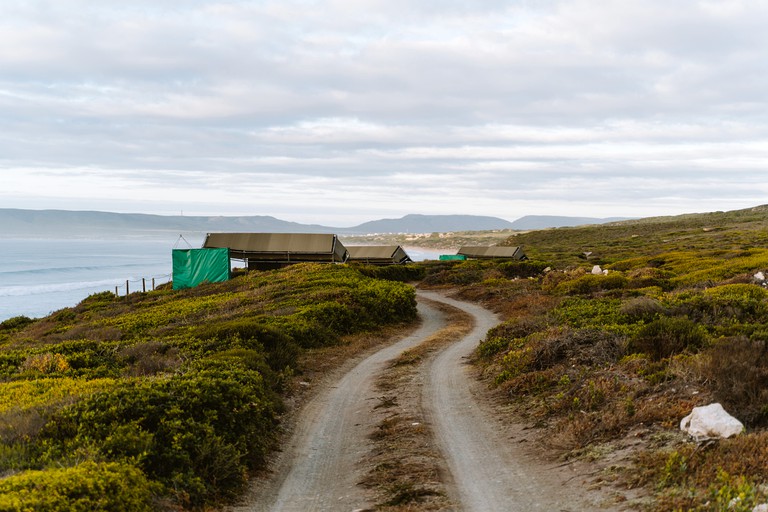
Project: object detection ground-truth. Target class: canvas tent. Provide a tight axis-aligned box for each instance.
[203,233,348,270]
[346,245,412,265]
[457,246,527,260]
[172,247,230,290]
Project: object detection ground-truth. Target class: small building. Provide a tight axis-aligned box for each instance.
[457,246,527,260]
[346,245,412,265]
[203,233,349,270]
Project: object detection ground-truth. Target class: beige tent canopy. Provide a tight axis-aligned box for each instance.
[457,246,527,260]
[203,233,348,270]
[346,245,412,265]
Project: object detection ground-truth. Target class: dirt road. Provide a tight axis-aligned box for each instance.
[233,291,607,511]
[419,291,602,511]
[231,301,447,512]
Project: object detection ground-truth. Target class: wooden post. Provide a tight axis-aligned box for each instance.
[115,286,118,296]
[152,278,155,291]
[126,280,129,295]
[142,278,146,293]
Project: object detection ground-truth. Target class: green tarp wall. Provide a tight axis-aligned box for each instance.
[439,254,466,261]
[172,248,230,290]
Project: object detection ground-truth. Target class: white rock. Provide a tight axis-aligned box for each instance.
[755,271,765,282]
[752,504,768,512]
[591,265,603,275]
[680,403,744,442]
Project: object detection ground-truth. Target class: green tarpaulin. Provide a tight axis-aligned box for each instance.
[172,248,230,290]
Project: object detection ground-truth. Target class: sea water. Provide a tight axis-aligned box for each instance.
[0,238,193,321]
[0,239,445,322]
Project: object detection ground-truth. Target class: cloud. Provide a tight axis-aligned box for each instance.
[1,0,767,225]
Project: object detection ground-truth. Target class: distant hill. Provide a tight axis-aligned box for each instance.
[346,214,516,234]
[0,209,628,239]
[0,209,334,239]
[509,215,632,230]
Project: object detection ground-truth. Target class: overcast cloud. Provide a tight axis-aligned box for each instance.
[2,0,767,226]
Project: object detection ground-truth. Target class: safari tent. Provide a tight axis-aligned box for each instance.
[457,246,527,260]
[203,233,349,270]
[346,245,412,265]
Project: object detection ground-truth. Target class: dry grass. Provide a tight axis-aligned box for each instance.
[360,300,473,511]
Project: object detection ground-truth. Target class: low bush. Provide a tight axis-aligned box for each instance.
[0,316,34,333]
[628,316,708,361]
[552,273,629,295]
[620,296,668,322]
[351,264,426,282]
[497,260,550,278]
[0,461,158,512]
[706,336,768,426]
[39,366,278,508]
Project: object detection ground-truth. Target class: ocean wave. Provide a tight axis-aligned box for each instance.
[0,277,171,297]
[0,262,168,277]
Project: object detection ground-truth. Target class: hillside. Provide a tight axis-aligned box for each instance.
[0,265,418,510]
[501,204,768,267]
[509,214,631,230]
[419,203,768,510]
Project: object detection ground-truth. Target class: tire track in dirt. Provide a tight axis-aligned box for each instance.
[419,290,605,511]
[231,301,447,512]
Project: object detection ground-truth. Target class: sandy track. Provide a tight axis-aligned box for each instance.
[419,290,605,511]
[231,301,447,512]
[233,291,607,512]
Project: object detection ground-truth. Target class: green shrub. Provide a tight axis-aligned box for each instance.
[620,297,667,322]
[477,317,546,359]
[706,336,768,426]
[351,264,426,282]
[553,273,629,295]
[0,461,158,512]
[497,260,550,278]
[673,284,768,326]
[0,317,34,333]
[629,316,708,361]
[39,367,279,507]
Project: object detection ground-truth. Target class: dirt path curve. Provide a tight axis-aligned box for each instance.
[231,301,447,512]
[233,291,607,512]
[419,290,603,511]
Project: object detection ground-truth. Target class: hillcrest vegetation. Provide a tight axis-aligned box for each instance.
[0,264,416,510]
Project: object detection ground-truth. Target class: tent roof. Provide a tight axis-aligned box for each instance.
[346,245,412,264]
[347,246,401,259]
[457,246,525,259]
[204,233,338,253]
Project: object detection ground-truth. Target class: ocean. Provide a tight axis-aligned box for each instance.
[0,238,191,322]
[0,239,445,322]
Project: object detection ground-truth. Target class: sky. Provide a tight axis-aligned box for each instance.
[2,0,768,227]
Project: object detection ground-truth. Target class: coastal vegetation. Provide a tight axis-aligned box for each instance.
[421,204,768,509]
[0,264,416,510]
[3,204,768,510]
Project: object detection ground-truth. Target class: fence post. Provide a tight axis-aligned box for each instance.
[126,280,129,295]
[115,286,118,296]
[142,278,146,293]
[152,278,155,291]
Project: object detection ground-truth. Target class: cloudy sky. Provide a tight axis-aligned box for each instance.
[2,0,768,226]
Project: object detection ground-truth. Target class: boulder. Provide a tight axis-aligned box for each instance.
[591,265,603,275]
[680,403,744,442]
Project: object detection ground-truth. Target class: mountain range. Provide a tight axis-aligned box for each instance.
[0,209,629,239]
